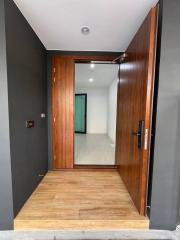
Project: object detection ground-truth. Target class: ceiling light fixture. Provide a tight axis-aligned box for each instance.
[90,63,95,69]
[81,26,90,35]
[89,78,94,83]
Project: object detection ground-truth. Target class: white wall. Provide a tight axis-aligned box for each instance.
[107,79,118,143]
[76,87,108,134]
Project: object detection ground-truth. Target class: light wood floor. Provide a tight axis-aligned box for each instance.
[14,170,149,230]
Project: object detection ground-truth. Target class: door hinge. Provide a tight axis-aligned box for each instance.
[54,155,56,160]
[53,117,56,123]
[53,77,56,83]
[53,67,56,73]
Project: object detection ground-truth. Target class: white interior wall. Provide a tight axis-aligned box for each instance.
[107,79,118,143]
[76,87,108,134]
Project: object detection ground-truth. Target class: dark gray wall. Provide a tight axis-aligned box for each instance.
[150,0,180,230]
[0,0,14,230]
[3,0,48,220]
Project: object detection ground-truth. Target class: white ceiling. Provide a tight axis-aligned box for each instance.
[75,63,118,88]
[13,0,158,51]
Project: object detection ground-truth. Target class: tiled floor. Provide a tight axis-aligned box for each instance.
[75,134,115,165]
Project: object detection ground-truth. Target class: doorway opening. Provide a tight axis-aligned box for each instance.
[74,62,119,167]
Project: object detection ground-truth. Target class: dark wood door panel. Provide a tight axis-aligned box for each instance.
[52,56,74,169]
[116,6,158,215]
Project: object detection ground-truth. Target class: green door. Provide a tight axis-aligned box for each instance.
[75,94,87,133]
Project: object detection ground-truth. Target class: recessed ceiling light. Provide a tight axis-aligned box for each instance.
[81,26,90,35]
[89,78,94,83]
[90,63,95,69]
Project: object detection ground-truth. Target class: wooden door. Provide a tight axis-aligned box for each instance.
[52,56,74,169]
[116,6,158,215]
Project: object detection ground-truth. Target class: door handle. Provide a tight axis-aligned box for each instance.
[132,120,145,149]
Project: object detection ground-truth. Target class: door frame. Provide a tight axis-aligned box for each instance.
[52,54,120,170]
[75,93,87,134]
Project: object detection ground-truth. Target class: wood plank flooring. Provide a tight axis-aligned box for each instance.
[14,170,149,230]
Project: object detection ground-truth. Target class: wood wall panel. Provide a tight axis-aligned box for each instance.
[52,56,74,169]
[116,6,158,215]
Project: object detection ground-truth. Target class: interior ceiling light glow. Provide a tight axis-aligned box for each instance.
[90,63,95,69]
[89,78,94,83]
[81,26,90,35]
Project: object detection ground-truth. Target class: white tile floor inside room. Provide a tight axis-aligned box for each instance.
[75,134,115,165]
